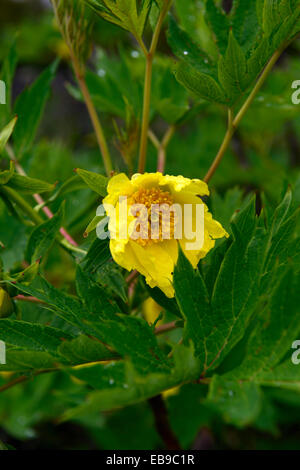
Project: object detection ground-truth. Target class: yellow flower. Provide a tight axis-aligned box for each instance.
[103,172,228,298]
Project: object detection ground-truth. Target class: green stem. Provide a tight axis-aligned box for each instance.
[136,37,148,57]
[204,108,234,183]
[51,0,113,176]
[155,321,177,335]
[138,0,173,173]
[149,0,172,55]
[0,186,86,256]
[7,144,79,248]
[148,394,181,450]
[0,186,43,225]
[233,45,285,129]
[0,368,57,394]
[157,125,175,173]
[138,56,153,173]
[204,43,288,183]
[75,66,113,176]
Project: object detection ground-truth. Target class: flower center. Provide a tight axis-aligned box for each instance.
[128,187,176,246]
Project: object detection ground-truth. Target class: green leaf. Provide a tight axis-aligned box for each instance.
[92,315,172,374]
[5,174,55,194]
[208,375,262,426]
[9,277,94,335]
[73,50,142,119]
[246,36,271,84]
[152,64,189,124]
[174,0,219,59]
[66,359,127,392]
[260,190,299,290]
[174,248,211,366]
[218,30,247,102]
[204,239,231,297]
[257,359,300,392]
[0,349,56,372]
[13,61,58,157]
[167,384,214,449]
[208,268,300,425]
[67,70,123,118]
[83,215,103,237]
[80,238,111,275]
[256,0,265,26]
[12,261,40,285]
[269,187,292,237]
[75,168,108,196]
[204,0,229,55]
[61,343,201,419]
[173,199,267,374]
[175,62,228,105]
[270,5,300,50]
[210,187,244,234]
[230,0,261,52]
[26,203,64,263]
[146,283,182,319]
[262,0,292,36]
[45,175,88,205]
[97,262,128,303]
[85,0,152,39]
[230,195,257,241]
[76,265,119,319]
[58,335,116,364]
[168,16,216,76]
[0,117,17,156]
[210,220,266,370]
[0,319,73,354]
[0,161,14,185]
[76,267,171,374]
[222,269,300,381]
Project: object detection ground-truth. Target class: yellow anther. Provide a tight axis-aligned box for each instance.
[128,188,176,246]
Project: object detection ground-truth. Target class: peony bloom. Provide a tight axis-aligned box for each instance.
[103,172,228,298]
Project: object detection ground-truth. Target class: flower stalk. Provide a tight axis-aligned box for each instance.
[138,0,173,173]
[0,185,86,256]
[204,42,288,183]
[6,145,79,248]
[149,125,175,174]
[73,62,113,176]
[51,0,113,176]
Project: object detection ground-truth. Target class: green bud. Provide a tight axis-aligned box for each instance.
[0,287,14,318]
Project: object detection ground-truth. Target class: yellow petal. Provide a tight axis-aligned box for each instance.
[159,174,209,197]
[109,238,138,272]
[130,240,178,297]
[204,211,229,239]
[179,233,216,268]
[131,172,163,190]
[178,203,227,267]
[103,173,133,208]
[103,172,228,299]
[107,172,131,194]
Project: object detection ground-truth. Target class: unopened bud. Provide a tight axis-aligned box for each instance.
[0,288,14,318]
